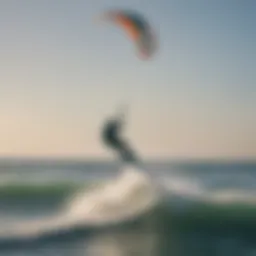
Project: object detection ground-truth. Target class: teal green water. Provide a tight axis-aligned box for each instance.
[0,160,255,256]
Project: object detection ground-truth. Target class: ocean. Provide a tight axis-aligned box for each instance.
[0,159,255,256]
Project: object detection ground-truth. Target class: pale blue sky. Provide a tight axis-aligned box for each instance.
[0,0,255,159]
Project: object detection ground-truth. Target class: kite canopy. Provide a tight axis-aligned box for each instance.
[100,9,157,59]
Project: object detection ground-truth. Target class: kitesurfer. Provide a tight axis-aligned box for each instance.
[101,108,138,163]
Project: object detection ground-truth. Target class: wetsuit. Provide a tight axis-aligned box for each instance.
[102,118,137,163]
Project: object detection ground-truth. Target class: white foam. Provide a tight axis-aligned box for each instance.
[208,190,256,204]
[161,177,203,197]
[0,166,163,240]
[65,165,162,225]
[162,176,256,205]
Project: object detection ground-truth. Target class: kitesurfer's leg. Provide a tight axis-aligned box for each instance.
[116,140,137,163]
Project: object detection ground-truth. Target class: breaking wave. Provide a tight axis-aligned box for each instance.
[0,165,255,248]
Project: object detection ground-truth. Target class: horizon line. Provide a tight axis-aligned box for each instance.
[0,155,254,164]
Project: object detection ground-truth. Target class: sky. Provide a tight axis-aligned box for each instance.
[0,0,255,159]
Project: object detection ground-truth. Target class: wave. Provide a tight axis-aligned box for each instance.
[161,177,256,205]
[0,165,255,249]
[0,166,163,244]
[0,183,87,198]
[0,167,255,206]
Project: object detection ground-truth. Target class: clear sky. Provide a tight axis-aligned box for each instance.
[0,0,255,159]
